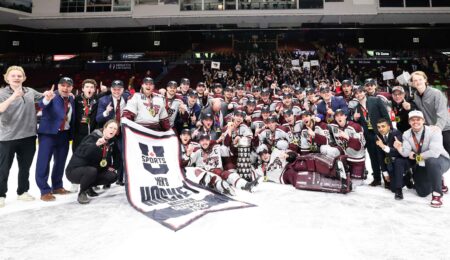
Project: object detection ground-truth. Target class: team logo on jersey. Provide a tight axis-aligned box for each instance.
[139,143,169,175]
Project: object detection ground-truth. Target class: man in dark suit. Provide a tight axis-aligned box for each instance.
[316,85,348,123]
[375,118,412,200]
[35,77,76,201]
[96,80,129,186]
[353,85,391,187]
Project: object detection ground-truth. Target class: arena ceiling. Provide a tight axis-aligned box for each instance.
[1,7,450,30]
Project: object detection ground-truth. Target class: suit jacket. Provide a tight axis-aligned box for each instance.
[316,96,348,121]
[354,96,391,135]
[37,92,75,137]
[96,93,129,128]
[376,128,403,171]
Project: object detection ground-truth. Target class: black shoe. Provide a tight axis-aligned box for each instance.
[86,187,99,197]
[395,189,403,200]
[78,192,90,204]
[369,180,382,187]
[404,170,414,189]
[384,181,391,190]
[103,184,111,190]
[116,181,125,186]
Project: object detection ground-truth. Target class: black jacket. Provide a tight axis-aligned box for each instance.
[66,129,117,171]
[354,96,391,135]
[391,99,415,133]
[73,94,98,136]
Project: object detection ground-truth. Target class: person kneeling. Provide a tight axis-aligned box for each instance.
[393,111,450,208]
[66,120,119,204]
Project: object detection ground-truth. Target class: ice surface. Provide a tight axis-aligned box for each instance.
[1,150,450,260]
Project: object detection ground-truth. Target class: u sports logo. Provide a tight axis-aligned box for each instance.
[139,143,169,175]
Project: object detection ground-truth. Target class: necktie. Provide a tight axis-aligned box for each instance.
[115,98,121,123]
[384,135,388,143]
[59,97,69,131]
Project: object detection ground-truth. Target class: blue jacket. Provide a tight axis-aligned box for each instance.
[96,93,129,128]
[37,92,76,137]
[316,96,349,121]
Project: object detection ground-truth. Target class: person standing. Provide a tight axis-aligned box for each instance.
[410,71,450,154]
[35,77,75,201]
[353,85,391,187]
[96,80,129,186]
[0,66,46,207]
[73,79,98,152]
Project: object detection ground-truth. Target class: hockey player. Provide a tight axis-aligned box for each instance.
[298,111,329,155]
[122,79,170,131]
[164,81,185,129]
[328,109,366,180]
[256,115,291,152]
[186,134,260,194]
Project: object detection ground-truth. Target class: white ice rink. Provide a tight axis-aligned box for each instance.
[1,150,450,260]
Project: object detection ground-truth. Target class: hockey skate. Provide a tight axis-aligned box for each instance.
[241,177,262,193]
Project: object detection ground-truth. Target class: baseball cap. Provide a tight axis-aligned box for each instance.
[111,80,124,88]
[267,115,278,123]
[335,109,346,116]
[342,79,353,86]
[166,81,178,88]
[392,86,405,93]
[180,78,190,85]
[354,85,365,93]
[283,109,293,116]
[408,110,424,120]
[201,113,213,120]
[261,106,270,113]
[282,93,293,99]
[143,77,154,84]
[364,78,377,86]
[59,77,74,86]
[180,129,191,135]
[198,133,210,141]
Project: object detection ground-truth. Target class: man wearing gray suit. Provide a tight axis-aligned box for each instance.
[394,110,450,208]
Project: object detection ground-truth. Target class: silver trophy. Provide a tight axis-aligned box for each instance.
[237,136,252,181]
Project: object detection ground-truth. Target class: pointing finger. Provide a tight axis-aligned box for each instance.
[50,84,55,91]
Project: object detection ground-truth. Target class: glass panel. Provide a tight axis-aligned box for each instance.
[405,0,430,7]
[60,0,86,13]
[379,0,404,7]
[113,0,132,11]
[299,0,323,8]
[135,0,159,4]
[87,0,112,12]
[180,0,203,10]
[432,0,450,6]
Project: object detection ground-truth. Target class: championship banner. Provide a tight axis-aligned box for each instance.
[121,119,254,231]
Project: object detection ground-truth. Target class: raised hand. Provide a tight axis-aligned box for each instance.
[43,84,56,101]
[105,102,113,114]
[393,136,402,151]
[96,137,107,146]
[402,100,411,110]
[375,135,384,148]
[12,87,24,100]
[100,81,108,93]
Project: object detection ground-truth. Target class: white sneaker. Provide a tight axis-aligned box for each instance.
[0,197,5,207]
[70,183,80,193]
[17,192,35,201]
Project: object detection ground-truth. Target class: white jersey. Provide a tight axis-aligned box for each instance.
[253,148,288,184]
[166,97,184,127]
[328,121,366,163]
[188,144,228,171]
[124,93,168,126]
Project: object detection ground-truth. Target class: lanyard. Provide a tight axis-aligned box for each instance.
[412,128,426,154]
[82,97,90,117]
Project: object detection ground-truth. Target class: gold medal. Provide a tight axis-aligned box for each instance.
[395,116,401,123]
[100,159,107,167]
[367,120,373,130]
[327,117,333,124]
[310,144,318,152]
[415,154,423,163]
[384,157,392,164]
[149,108,155,117]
